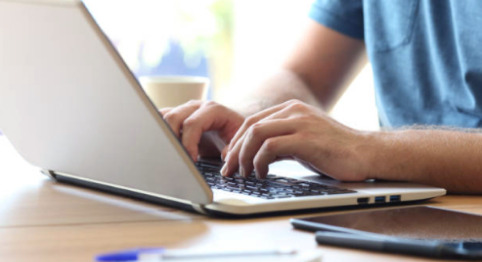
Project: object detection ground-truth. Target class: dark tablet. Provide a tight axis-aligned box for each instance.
[291,206,482,242]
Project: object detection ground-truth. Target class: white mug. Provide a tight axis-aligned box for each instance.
[139,76,209,109]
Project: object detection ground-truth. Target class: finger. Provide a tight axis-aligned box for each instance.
[221,145,229,161]
[226,119,296,178]
[181,109,215,161]
[227,100,296,152]
[159,107,173,116]
[162,101,202,137]
[253,134,300,179]
[181,102,243,161]
[224,103,305,176]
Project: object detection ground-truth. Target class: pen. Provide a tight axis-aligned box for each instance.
[95,247,299,261]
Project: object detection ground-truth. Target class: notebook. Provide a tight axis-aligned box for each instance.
[0,0,445,216]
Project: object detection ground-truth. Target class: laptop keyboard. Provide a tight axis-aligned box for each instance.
[195,161,356,199]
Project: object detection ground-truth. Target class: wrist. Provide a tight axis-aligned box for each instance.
[353,130,392,181]
[358,130,415,181]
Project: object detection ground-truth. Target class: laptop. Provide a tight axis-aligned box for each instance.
[0,0,445,216]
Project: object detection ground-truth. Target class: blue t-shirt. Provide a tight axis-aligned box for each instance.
[309,0,482,128]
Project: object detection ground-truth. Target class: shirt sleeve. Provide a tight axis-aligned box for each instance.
[309,0,364,39]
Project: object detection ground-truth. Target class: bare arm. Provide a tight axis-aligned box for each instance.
[365,128,482,194]
[223,100,482,194]
[233,20,366,116]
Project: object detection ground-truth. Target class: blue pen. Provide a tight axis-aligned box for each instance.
[96,248,299,262]
[96,248,165,261]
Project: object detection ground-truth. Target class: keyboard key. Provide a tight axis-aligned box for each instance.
[195,161,356,199]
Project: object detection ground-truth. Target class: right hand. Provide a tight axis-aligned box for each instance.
[160,100,245,161]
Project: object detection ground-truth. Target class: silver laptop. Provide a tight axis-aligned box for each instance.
[0,0,445,216]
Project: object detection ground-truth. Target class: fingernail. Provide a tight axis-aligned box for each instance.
[240,166,246,178]
[224,152,230,163]
[221,164,227,176]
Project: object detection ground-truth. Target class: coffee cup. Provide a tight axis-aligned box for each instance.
[139,76,209,109]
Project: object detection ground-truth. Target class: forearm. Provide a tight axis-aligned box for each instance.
[231,69,321,117]
[362,128,482,194]
[229,21,366,117]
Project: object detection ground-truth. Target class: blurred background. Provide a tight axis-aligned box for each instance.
[0,0,378,136]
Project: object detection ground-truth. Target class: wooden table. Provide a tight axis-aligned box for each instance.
[1,135,481,262]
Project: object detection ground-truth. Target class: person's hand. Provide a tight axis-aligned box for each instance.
[221,100,371,181]
[160,100,244,161]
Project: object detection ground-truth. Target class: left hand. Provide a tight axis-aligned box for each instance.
[220,100,371,181]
